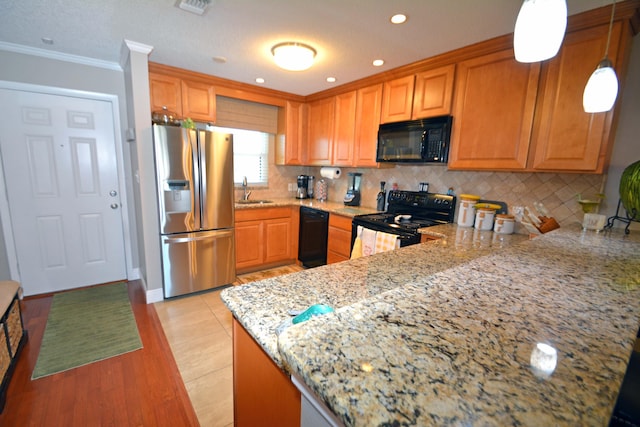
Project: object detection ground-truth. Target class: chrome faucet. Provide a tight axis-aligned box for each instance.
[242,176,251,200]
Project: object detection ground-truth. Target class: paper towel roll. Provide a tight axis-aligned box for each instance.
[320,167,341,180]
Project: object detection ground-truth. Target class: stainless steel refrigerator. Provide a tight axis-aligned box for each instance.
[152,124,236,298]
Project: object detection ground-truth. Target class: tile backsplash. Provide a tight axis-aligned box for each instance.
[246,165,604,227]
[240,142,606,227]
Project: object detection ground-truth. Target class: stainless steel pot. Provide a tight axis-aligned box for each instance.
[152,106,181,126]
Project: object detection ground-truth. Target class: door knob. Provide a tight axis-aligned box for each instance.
[110,203,119,209]
[110,190,118,197]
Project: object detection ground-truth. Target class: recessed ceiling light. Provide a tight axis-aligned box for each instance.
[326,77,336,83]
[255,77,265,84]
[212,56,227,64]
[390,14,407,24]
[373,59,385,67]
[41,37,54,45]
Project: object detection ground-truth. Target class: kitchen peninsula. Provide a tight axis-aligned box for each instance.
[221,224,640,426]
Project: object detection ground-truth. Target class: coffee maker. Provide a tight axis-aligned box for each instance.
[296,175,309,199]
[343,172,362,206]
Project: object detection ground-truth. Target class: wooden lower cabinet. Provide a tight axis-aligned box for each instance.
[235,207,297,273]
[327,213,352,264]
[233,318,301,427]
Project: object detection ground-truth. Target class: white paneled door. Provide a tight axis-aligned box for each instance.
[0,89,126,296]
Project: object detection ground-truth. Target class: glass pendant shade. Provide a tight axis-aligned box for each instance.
[514,0,567,63]
[583,58,619,113]
[271,42,316,71]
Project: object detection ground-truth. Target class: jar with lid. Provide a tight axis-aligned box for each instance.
[474,207,496,231]
[457,194,480,227]
[494,214,515,234]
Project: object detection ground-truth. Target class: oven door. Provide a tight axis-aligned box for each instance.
[350,219,420,252]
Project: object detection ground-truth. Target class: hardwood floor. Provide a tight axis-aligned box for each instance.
[0,280,199,427]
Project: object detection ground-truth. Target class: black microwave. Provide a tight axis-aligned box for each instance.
[376,116,452,163]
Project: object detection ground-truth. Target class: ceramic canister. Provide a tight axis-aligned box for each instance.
[457,194,480,227]
[494,214,515,234]
[474,208,496,231]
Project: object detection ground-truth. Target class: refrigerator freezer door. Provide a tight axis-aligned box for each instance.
[199,130,235,230]
[153,125,199,234]
[161,229,236,298]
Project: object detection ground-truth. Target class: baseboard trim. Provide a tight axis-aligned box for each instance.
[146,287,164,304]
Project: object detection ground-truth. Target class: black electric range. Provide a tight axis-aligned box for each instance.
[351,190,456,248]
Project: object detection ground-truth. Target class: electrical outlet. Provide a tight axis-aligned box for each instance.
[288,183,294,192]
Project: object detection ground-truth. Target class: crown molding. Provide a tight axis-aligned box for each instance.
[0,41,122,71]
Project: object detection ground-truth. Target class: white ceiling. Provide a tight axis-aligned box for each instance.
[0,0,613,96]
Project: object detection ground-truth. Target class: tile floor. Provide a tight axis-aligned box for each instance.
[153,264,304,427]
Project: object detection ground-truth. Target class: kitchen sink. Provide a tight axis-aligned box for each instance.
[237,199,272,204]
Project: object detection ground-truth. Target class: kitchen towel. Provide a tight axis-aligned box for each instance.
[350,236,363,259]
[320,167,341,180]
[359,226,376,257]
[374,231,399,253]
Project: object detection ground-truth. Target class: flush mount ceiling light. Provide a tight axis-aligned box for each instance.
[390,14,407,24]
[583,0,619,113]
[271,42,317,71]
[513,0,567,63]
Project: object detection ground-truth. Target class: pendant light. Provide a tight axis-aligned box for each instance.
[514,0,567,63]
[583,1,618,113]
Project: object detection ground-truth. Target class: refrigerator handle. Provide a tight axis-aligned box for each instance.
[163,230,233,244]
[189,128,202,229]
[198,129,208,229]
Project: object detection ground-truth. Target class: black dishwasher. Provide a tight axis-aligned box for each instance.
[298,206,328,268]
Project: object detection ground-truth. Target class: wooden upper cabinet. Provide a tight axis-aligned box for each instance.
[181,80,216,123]
[149,72,182,115]
[354,84,383,167]
[412,64,455,119]
[276,101,307,165]
[448,49,540,170]
[380,75,415,123]
[529,22,623,173]
[307,97,335,165]
[332,91,357,166]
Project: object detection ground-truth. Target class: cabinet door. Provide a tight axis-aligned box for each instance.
[264,217,292,263]
[235,220,264,269]
[354,84,383,167]
[448,49,540,170]
[530,23,622,173]
[276,101,307,165]
[233,319,301,427]
[306,97,335,165]
[412,64,455,119]
[149,72,182,115]
[332,91,357,166]
[327,214,352,264]
[380,75,415,124]
[181,80,216,123]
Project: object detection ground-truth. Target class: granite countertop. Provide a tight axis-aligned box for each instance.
[235,198,379,217]
[275,227,640,426]
[222,224,527,366]
[222,224,640,426]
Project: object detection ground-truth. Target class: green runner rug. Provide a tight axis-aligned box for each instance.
[32,282,143,379]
